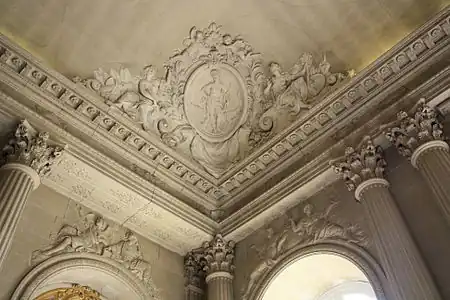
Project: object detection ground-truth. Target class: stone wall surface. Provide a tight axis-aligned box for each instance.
[0,185,185,300]
[234,145,450,300]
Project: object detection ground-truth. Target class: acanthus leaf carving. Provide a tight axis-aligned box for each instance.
[31,207,161,300]
[201,234,235,275]
[330,136,386,191]
[382,98,446,158]
[1,120,66,177]
[76,22,349,178]
[36,284,101,300]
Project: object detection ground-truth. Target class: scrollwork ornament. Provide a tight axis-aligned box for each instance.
[1,120,65,177]
[330,136,386,191]
[76,22,349,177]
[36,284,101,300]
[382,98,446,158]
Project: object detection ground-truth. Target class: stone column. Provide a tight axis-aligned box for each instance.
[202,234,235,300]
[331,136,442,300]
[382,99,450,225]
[0,120,64,269]
[184,251,206,300]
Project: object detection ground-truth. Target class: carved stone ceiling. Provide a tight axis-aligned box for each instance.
[0,0,449,253]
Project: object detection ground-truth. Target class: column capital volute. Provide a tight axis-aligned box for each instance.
[330,136,387,192]
[382,98,447,159]
[184,250,206,289]
[201,234,235,276]
[1,120,66,179]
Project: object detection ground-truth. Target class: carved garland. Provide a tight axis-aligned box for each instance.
[0,14,448,202]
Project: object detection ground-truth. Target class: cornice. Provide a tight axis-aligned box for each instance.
[222,65,450,242]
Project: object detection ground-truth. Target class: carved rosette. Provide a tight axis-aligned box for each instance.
[184,251,206,288]
[330,136,386,191]
[1,120,65,176]
[382,99,446,158]
[201,234,235,275]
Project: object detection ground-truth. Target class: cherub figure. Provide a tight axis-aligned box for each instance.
[31,213,109,262]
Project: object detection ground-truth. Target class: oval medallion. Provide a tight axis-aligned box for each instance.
[184,64,248,143]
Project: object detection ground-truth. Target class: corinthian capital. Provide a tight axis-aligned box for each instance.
[201,234,235,275]
[184,250,206,288]
[330,136,386,191]
[1,120,65,176]
[382,98,445,158]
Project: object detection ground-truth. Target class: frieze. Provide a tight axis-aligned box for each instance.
[0,12,448,210]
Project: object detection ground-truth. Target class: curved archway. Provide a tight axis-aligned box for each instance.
[11,253,155,300]
[250,243,387,300]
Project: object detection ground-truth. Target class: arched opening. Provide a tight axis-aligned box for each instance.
[262,253,377,300]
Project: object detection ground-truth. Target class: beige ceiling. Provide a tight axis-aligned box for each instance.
[0,0,448,79]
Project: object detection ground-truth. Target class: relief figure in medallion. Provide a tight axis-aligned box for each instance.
[198,69,231,134]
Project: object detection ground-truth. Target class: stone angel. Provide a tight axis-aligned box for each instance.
[31,213,110,263]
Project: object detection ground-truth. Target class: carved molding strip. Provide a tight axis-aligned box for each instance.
[0,10,448,210]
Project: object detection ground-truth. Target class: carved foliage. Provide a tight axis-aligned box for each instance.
[1,120,65,176]
[77,23,348,176]
[31,208,160,299]
[201,234,235,275]
[184,250,206,288]
[382,98,445,158]
[330,136,386,191]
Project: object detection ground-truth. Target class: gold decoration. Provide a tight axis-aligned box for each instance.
[35,284,101,300]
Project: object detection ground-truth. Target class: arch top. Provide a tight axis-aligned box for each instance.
[11,253,155,300]
[246,242,387,300]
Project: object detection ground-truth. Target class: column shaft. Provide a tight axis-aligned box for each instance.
[359,181,441,300]
[0,164,37,267]
[206,273,233,300]
[414,144,450,223]
[185,285,204,300]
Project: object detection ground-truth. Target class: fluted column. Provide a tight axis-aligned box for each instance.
[202,235,235,300]
[331,136,442,300]
[383,99,450,225]
[0,120,64,269]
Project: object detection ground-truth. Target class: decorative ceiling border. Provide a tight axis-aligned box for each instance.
[219,7,450,207]
[0,8,448,212]
[223,66,450,242]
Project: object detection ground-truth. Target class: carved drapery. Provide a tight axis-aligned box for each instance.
[34,285,101,300]
[331,136,442,300]
[0,120,65,270]
[31,206,160,300]
[382,98,450,225]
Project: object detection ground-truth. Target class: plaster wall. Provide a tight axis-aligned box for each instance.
[234,146,450,300]
[0,185,185,300]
